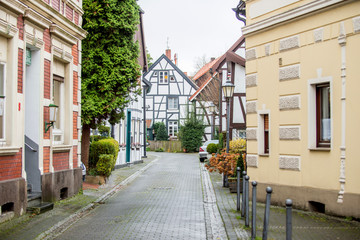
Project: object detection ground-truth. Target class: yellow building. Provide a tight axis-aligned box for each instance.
[242,0,360,217]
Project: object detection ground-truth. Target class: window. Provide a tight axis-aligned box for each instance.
[159,71,168,84]
[168,97,178,109]
[168,121,178,136]
[264,114,269,154]
[258,111,270,155]
[0,64,5,140]
[53,74,64,144]
[316,83,330,147]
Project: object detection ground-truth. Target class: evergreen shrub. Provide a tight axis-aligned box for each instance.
[179,117,205,153]
[96,154,115,177]
[156,122,168,140]
[89,138,119,169]
[207,143,218,154]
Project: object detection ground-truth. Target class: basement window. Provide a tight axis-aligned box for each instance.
[309,201,325,213]
[1,202,14,214]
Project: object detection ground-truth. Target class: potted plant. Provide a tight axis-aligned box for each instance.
[228,152,246,193]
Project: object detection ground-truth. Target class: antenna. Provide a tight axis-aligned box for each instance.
[166,37,170,49]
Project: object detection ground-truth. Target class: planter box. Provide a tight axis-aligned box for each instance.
[228,179,243,193]
[85,175,106,185]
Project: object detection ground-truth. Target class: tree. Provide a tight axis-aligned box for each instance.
[156,123,168,141]
[81,0,141,169]
[179,104,205,152]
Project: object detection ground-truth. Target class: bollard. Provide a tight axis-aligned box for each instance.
[245,175,250,227]
[237,167,241,211]
[251,181,257,240]
[286,199,293,240]
[262,187,272,240]
[241,171,246,217]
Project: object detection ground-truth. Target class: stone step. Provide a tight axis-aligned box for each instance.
[27,202,54,215]
[27,192,42,208]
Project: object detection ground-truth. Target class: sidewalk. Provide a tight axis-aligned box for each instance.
[0,155,158,240]
[209,171,360,240]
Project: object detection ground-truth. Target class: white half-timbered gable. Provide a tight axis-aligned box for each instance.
[144,51,198,139]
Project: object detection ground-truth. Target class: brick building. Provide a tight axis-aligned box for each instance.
[0,0,86,221]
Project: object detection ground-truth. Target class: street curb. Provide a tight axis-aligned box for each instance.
[35,156,159,240]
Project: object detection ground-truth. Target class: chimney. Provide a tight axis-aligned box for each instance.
[174,53,178,66]
[165,49,171,60]
[184,72,187,76]
[211,57,215,62]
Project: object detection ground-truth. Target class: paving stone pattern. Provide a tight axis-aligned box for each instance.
[209,170,360,240]
[55,153,207,240]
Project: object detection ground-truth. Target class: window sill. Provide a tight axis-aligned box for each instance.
[309,147,331,151]
[0,146,21,156]
[259,153,270,157]
[53,145,72,153]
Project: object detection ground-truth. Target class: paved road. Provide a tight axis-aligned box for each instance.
[56,153,207,240]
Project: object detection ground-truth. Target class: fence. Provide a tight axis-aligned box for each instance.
[148,140,182,152]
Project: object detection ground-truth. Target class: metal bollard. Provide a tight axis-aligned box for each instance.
[286,199,293,240]
[262,187,272,240]
[245,175,250,227]
[241,171,246,217]
[237,167,241,211]
[251,181,257,240]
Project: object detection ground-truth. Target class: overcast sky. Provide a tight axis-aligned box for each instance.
[137,0,244,76]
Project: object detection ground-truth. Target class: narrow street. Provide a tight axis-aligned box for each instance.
[55,153,211,239]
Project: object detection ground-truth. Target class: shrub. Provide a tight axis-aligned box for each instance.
[90,135,107,143]
[96,154,115,177]
[205,151,239,177]
[89,138,119,169]
[207,143,218,154]
[229,138,246,154]
[155,147,164,152]
[179,117,205,153]
[156,122,168,140]
[218,133,224,150]
[98,125,110,137]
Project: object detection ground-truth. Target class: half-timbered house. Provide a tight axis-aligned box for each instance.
[143,49,198,139]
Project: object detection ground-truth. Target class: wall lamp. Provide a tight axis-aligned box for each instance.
[45,104,58,133]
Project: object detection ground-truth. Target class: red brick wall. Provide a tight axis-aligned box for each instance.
[18,48,23,93]
[73,112,78,139]
[73,145,78,167]
[72,43,78,66]
[17,15,24,40]
[53,152,69,171]
[0,149,22,181]
[52,0,60,12]
[43,29,51,53]
[44,59,51,99]
[73,71,78,105]
[66,4,73,21]
[43,107,50,139]
[43,147,50,173]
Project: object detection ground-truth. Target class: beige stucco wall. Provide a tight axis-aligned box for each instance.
[244,0,360,216]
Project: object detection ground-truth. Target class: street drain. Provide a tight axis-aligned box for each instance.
[152,187,173,190]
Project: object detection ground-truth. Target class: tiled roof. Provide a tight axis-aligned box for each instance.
[192,56,222,81]
[189,72,217,101]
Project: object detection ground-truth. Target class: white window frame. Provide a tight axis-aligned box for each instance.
[168,121,178,136]
[168,97,178,110]
[308,75,332,150]
[53,75,65,145]
[0,63,6,143]
[159,71,168,84]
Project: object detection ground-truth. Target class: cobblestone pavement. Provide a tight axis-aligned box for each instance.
[54,152,208,240]
[0,155,157,240]
[209,169,360,240]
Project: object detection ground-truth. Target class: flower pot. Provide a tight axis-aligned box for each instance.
[228,178,243,193]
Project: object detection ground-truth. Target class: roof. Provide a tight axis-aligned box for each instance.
[143,54,198,90]
[192,56,222,81]
[189,72,217,102]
